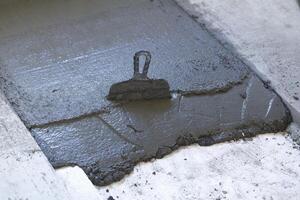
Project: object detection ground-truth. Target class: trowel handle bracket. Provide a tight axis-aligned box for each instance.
[133,51,151,79]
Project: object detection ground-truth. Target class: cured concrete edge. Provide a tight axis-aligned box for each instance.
[97,133,300,200]
[173,0,300,125]
[0,91,72,200]
[56,166,102,200]
[288,122,300,146]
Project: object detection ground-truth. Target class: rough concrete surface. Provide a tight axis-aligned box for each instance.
[96,134,300,200]
[0,0,291,186]
[55,133,300,200]
[288,123,300,145]
[0,91,72,200]
[175,0,300,124]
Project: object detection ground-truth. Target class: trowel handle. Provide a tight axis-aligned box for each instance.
[133,51,151,78]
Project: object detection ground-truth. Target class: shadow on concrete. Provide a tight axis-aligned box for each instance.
[297,0,300,8]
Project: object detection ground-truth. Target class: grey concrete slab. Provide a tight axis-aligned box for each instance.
[31,75,290,186]
[31,116,144,186]
[31,116,139,168]
[0,0,248,126]
[0,0,291,187]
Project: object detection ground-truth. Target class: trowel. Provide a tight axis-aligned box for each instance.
[107,51,171,101]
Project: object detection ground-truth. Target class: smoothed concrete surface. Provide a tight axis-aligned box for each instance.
[0,0,291,186]
[0,0,298,197]
[31,74,290,186]
[175,0,300,124]
[0,0,248,126]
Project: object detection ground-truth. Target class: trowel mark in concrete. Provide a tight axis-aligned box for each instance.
[31,75,290,186]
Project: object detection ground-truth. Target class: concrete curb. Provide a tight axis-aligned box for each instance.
[0,91,72,200]
[174,0,300,124]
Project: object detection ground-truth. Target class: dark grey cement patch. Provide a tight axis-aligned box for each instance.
[31,75,290,185]
[0,0,248,126]
[0,0,291,186]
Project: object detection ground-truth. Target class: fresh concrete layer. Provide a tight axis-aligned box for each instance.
[0,0,248,127]
[31,74,290,186]
[0,0,291,186]
[175,0,300,123]
[0,91,71,200]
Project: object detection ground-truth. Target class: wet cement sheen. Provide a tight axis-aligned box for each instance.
[0,0,291,185]
[31,75,290,186]
[0,0,248,126]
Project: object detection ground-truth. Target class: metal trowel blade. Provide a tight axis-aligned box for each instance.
[107,78,171,101]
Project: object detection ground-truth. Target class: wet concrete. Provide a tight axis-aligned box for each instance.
[31,75,290,186]
[0,0,248,126]
[0,0,291,186]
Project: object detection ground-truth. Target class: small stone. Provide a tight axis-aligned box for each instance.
[107,196,115,200]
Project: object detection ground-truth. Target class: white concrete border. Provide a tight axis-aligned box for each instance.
[0,91,71,200]
[175,0,300,124]
[96,133,300,200]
